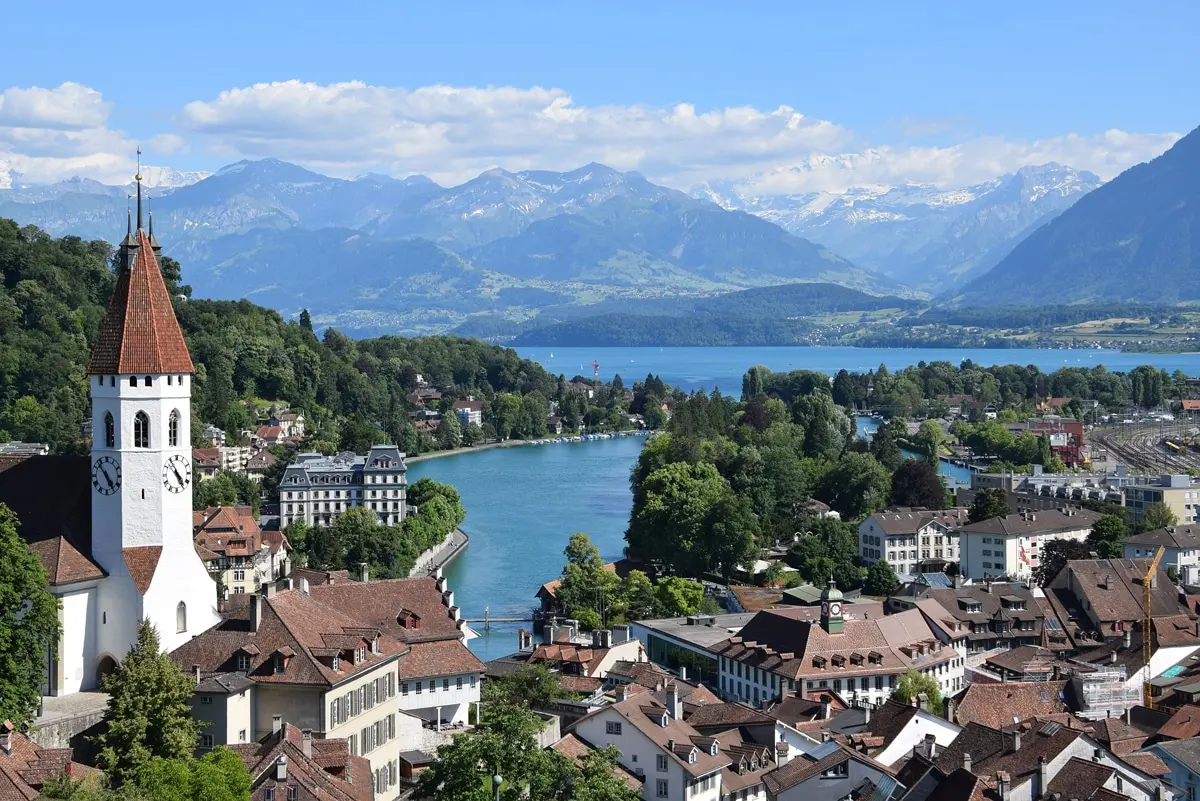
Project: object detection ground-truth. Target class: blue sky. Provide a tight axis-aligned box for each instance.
[1,2,1196,190]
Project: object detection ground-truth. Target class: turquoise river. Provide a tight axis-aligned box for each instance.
[413,346,1200,661]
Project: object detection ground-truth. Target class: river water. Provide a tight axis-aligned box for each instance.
[423,347,1200,661]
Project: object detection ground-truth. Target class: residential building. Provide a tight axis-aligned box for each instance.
[1148,737,1200,801]
[711,582,963,708]
[194,447,222,480]
[227,720,373,801]
[549,733,644,795]
[245,449,278,482]
[957,508,1100,580]
[172,570,485,801]
[1125,527,1200,586]
[1128,475,1200,526]
[857,508,968,577]
[850,699,963,768]
[891,579,1044,656]
[0,215,221,697]
[270,410,306,439]
[452,399,483,427]
[569,693,730,801]
[0,722,98,797]
[256,425,286,447]
[760,740,899,801]
[279,446,407,528]
[193,505,291,596]
[1046,558,1196,642]
[202,424,228,446]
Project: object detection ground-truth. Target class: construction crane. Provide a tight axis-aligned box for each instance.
[1143,544,1165,708]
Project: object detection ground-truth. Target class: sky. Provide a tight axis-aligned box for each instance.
[2,2,1197,192]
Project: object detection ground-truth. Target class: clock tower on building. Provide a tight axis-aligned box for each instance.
[87,169,219,658]
[820,578,845,634]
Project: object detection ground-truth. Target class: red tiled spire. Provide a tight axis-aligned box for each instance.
[88,229,194,375]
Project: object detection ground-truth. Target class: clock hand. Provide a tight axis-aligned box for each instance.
[171,465,184,485]
[100,466,114,489]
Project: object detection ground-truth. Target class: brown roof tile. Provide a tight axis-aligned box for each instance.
[27,537,105,585]
[226,721,372,801]
[952,682,1069,729]
[1159,704,1200,740]
[0,723,91,800]
[1045,756,1115,800]
[394,639,485,680]
[1121,751,1169,776]
[88,230,194,375]
[123,546,162,594]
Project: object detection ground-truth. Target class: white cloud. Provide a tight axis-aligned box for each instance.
[177,80,852,186]
[0,83,167,185]
[0,79,1184,193]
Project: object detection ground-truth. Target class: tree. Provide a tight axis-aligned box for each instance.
[1088,514,1127,558]
[1140,502,1178,532]
[626,461,734,576]
[572,746,643,801]
[915,420,945,461]
[0,504,60,727]
[95,623,201,785]
[462,422,484,447]
[890,460,946,509]
[1032,538,1094,586]
[483,664,565,708]
[869,425,904,472]
[864,560,900,597]
[654,576,706,617]
[298,307,313,331]
[619,570,659,621]
[134,749,252,801]
[816,452,891,520]
[556,533,620,627]
[438,412,463,450]
[891,669,941,710]
[968,488,1010,523]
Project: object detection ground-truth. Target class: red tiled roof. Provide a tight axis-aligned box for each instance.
[394,639,485,680]
[123,546,162,594]
[193,448,221,468]
[0,722,95,800]
[256,426,283,440]
[27,537,105,586]
[88,230,194,375]
[1159,704,1200,739]
[226,721,372,801]
[951,681,1069,729]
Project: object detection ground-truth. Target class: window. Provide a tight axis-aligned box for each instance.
[200,734,213,748]
[264,788,275,801]
[176,602,187,633]
[104,412,115,448]
[606,721,622,735]
[169,409,180,447]
[200,696,213,705]
[657,754,668,772]
[238,729,246,742]
[129,376,137,387]
[144,376,152,387]
[415,680,422,694]
[823,761,849,778]
[237,654,250,671]
[133,411,150,448]
[443,678,450,691]
[287,788,297,801]
[401,682,409,696]
[456,676,463,690]
[656,779,669,798]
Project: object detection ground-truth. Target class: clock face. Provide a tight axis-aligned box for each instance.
[163,454,191,494]
[829,602,843,617]
[821,601,829,617]
[92,456,121,496]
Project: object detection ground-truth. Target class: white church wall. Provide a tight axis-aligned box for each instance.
[145,542,220,653]
[59,586,99,694]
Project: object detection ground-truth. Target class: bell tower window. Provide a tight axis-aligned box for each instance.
[104,412,115,448]
[169,410,180,447]
[176,601,187,633]
[144,376,152,387]
[129,376,137,387]
[134,412,150,448]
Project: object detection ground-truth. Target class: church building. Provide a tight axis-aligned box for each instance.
[0,177,220,696]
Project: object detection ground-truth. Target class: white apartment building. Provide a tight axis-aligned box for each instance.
[957,508,1100,580]
[858,508,967,577]
[280,445,407,528]
[1124,526,1200,585]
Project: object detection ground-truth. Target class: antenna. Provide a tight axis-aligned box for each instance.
[135,147,143,231]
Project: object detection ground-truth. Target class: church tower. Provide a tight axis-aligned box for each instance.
[87,162,219,657]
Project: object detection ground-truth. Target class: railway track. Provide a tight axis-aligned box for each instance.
[1091,424,1200,473]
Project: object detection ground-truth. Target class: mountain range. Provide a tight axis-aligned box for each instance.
[694,163,1103,294]
[2,125,1197,334]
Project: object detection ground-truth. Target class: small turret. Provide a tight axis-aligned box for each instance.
[821,577,845,634]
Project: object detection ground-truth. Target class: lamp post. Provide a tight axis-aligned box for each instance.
[493,774,503,801]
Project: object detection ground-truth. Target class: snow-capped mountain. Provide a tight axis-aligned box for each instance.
[133,166,213,190]
[0,160,11,191]
[694,163,1103,293]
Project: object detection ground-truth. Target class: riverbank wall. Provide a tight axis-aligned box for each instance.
[410,527,469,576]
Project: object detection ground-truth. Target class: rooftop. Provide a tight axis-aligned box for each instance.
[957,507,1100,537]
[951,682,1070,729]
[1126,526,1200,550]
[633,613,757,650]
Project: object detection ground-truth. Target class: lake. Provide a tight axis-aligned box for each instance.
[516,346,1200,394]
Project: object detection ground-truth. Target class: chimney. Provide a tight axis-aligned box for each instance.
[963,752,972,773]
[863,703,872,726]
[776,737,791,766]
[821,700,831,720]
[359,562,369,583]
[1123,628,1132,650]
[284,577,294,591]
[250,593,262,633]
[615,684,628,702]
[1093,748,1103,763]
[1011,731,1021,752]
[272,714,282,734]
[193,665,201,685]
[0,721,12,756]
[1105,574,1113,590]
[923,733,937,758]
[666,684,681,719]
[680,666,688,682]
[1038,756,1049,798]
[668,739,676,753]
[302,729,312,759]
[996,771,1010,801]
[300,577,310,595]
[263,581,277,598]
[1111,651,1118,665]
[944,697,957,723]
[275,755,287,782]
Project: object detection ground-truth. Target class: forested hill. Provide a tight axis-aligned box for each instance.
[0,219,560,453]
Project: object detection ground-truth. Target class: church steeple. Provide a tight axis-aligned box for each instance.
[135,147,143,232]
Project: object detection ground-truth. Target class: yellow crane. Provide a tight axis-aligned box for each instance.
[1144,545,1165,708]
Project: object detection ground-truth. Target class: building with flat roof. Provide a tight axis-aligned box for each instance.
[631,613,756,687]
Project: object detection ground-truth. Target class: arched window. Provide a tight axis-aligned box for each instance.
[104,412,115,448]
[129,376,137,387]
[144,376,152,387]
[176,601,187,633]
[134,412,150,448]
[168,409,180,447]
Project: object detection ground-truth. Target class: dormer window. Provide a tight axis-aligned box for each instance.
[273,654,284,674]
[868,651,883,665]
[660,714,669,728]
[355,646,366,664]
[709,742,718,757]
[831,655,845,668]
[687,750,696,764]
[237,654,250,672]
[813,656,827,669]
[372,637,380,655]
[332,655,340,671]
